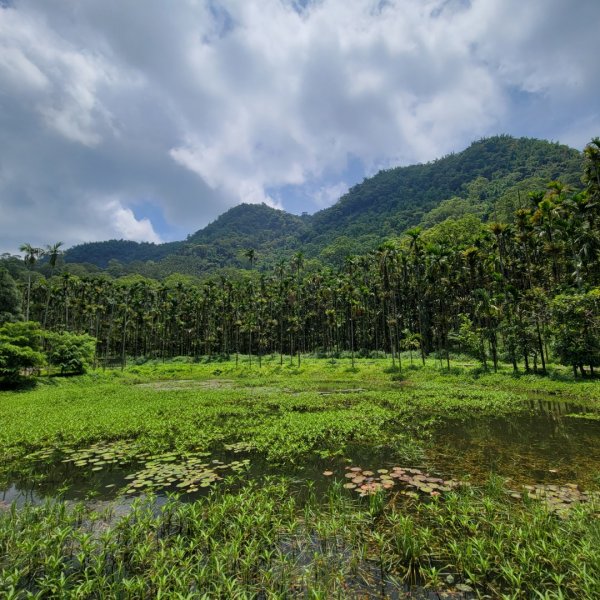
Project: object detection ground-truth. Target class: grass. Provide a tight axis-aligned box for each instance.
[1,478,599,598]
[1,356,599,598]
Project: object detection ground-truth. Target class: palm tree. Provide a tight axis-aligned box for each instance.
[19,243,43,321]
[244,248,256,270]
[43,242,63,327]
[45,241,63,270]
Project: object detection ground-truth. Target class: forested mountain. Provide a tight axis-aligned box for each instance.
[306,135,583,257]
[5,136,598,377]
[64,240,183,269]
[63,204,308,275]
[45,136,587,276]
[3,137,599,377]
[181,203,310,270]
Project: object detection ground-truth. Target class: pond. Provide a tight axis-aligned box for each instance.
[2,400,599,511]
[427,401,600,489]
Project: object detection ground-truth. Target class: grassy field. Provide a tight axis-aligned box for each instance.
[1,357,599,598]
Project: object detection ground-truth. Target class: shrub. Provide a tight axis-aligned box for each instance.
[0,321,45,383]
[551,288,600,376]
[45,331,96,375]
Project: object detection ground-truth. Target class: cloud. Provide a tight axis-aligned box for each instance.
[312,182,350,209]
[0,0,598,253]
[99,199,162,244]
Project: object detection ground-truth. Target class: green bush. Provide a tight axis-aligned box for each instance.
[45,331,96,374]
[0,268,22,325]
[552,288,600,376]
[0,321,45,383]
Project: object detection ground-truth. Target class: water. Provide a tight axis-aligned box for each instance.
[2,401,599,509]
[427,408,600,488]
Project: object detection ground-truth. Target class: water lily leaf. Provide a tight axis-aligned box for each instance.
[401,491,419,499]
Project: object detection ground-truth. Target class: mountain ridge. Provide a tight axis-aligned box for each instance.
[63,135,584,275]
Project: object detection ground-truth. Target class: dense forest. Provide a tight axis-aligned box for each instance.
[1,138,598,378]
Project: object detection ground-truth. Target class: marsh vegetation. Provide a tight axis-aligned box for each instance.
[1,358,599,598]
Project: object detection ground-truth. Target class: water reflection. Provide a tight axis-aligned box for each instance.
[428,408,600,487]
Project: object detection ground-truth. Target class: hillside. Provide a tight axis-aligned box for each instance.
[63,240,183,269]
[61,135,584,276]
[64,204,310,275]
[306,135,583,258]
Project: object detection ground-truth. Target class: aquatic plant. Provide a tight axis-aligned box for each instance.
[1,478,599,598]
[122,454,250,495]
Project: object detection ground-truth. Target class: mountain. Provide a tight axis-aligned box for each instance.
[64,204,310,275]
[62,135,584,276]
[63,240,183,269]
[304,135,583,257]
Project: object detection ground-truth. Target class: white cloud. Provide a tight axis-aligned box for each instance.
[0,5,120,147]
[0,45,48,90]
[99,199,162,244]
[0,0,598,253]
[313,182,349,208]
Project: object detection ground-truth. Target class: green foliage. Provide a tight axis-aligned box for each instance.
[0,466,598,597]
[0,268,22,324]
[1,359,599,596]
[453,315,486,363]
[420,196,485,228]
[420,214,485,248]
[552,289,600,374]
[62,204,309,277]
[3,138,598,377]
[0,321,45,383]
[44,331,96,374]
[1,357,598,467]
[0,321,43,351]
[308,135,582,256]
[64,239,181,268]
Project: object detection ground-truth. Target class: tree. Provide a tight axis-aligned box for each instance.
[18,243,43,321]
[583,137,600,201]
[10,140,596,372]
[0,268,23,325]
[43,241,64,327]
[0,321,45,384]
[551,289,600,377]
[244,248,256,269]
[45,331,96,375]
[452,315,488,368]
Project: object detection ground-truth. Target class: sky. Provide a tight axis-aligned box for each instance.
[0,0,599,254]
